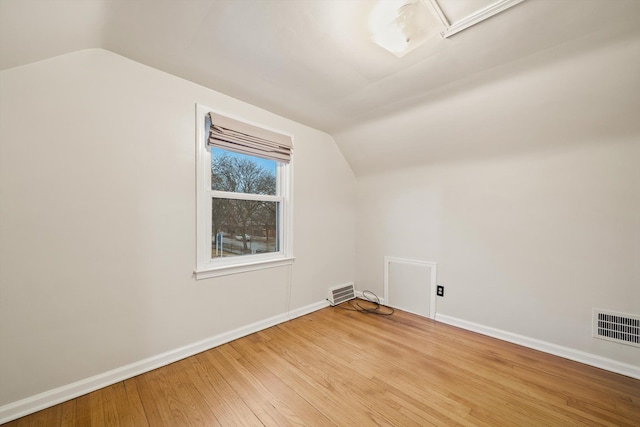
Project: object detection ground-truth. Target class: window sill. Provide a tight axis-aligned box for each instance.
[194,257,295,280]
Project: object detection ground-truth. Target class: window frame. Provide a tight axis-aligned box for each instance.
[195,104,294,279]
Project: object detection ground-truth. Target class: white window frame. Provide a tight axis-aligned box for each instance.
[195,104,294,279]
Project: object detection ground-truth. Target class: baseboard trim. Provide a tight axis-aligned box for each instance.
[288,299,330,320]
[0,300,330,424]
[435,313,640,380]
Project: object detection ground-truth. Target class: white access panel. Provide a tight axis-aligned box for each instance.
[384,257,437,319]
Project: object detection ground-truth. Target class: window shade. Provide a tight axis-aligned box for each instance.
[208,112,293,163]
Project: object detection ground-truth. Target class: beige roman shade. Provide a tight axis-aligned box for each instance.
[208,112,293,163]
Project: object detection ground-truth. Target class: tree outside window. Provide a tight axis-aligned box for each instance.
[211,149,280,258]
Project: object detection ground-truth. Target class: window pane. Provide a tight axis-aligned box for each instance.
[211,198,279,258]
[211,147,277,195]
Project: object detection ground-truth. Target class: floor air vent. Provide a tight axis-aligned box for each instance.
[593,309,640,348]
[328,283,355,306]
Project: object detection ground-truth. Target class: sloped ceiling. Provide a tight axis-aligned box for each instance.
[1,0,639,175]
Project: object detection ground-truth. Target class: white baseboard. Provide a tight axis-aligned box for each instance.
[435,313,640,380]
[0,300,330,424]
[288,299,330,319]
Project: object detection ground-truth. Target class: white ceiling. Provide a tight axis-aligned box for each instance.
[2,0,639,174]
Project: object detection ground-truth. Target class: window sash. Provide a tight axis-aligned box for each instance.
[210,190,282,203]
[211,197,281,259]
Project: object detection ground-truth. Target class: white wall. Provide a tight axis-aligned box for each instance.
[350,29,640,371]
[356,138,639,367]
[0,49,356,406]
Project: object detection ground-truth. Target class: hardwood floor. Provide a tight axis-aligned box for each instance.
[6,301,640,426]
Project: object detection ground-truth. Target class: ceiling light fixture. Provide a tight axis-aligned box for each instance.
[369,0,441,57]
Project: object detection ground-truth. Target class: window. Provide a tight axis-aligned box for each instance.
[195,105,293,279]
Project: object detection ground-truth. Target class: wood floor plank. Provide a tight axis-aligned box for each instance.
[207,341,333,426]
[138,358,229,427]
[120,379,149,427]
[59,400,76,427]
[97,383,125,426]
[195,349,265,426]
[280,313,500,424]
[278,315,525,426]
[73,393,92,426]
[264,324,433,425]
[133,367,202,426]
[250,330,393,426]
[5,303,640,426]
[221,341,335,426]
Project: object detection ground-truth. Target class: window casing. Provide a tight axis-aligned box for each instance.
[195,104,293,279]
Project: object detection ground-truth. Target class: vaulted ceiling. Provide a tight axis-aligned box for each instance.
[2,0,639,174]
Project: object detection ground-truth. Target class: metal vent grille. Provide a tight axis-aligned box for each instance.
[328,283,355,306]
[593,309,640,348]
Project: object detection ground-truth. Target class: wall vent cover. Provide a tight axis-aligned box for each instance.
[328,283,356,306]
[593,309,640,348]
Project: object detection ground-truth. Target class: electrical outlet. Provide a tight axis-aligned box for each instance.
[436,285,444,297]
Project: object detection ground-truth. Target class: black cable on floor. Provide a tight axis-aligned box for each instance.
[335,290,394,316]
